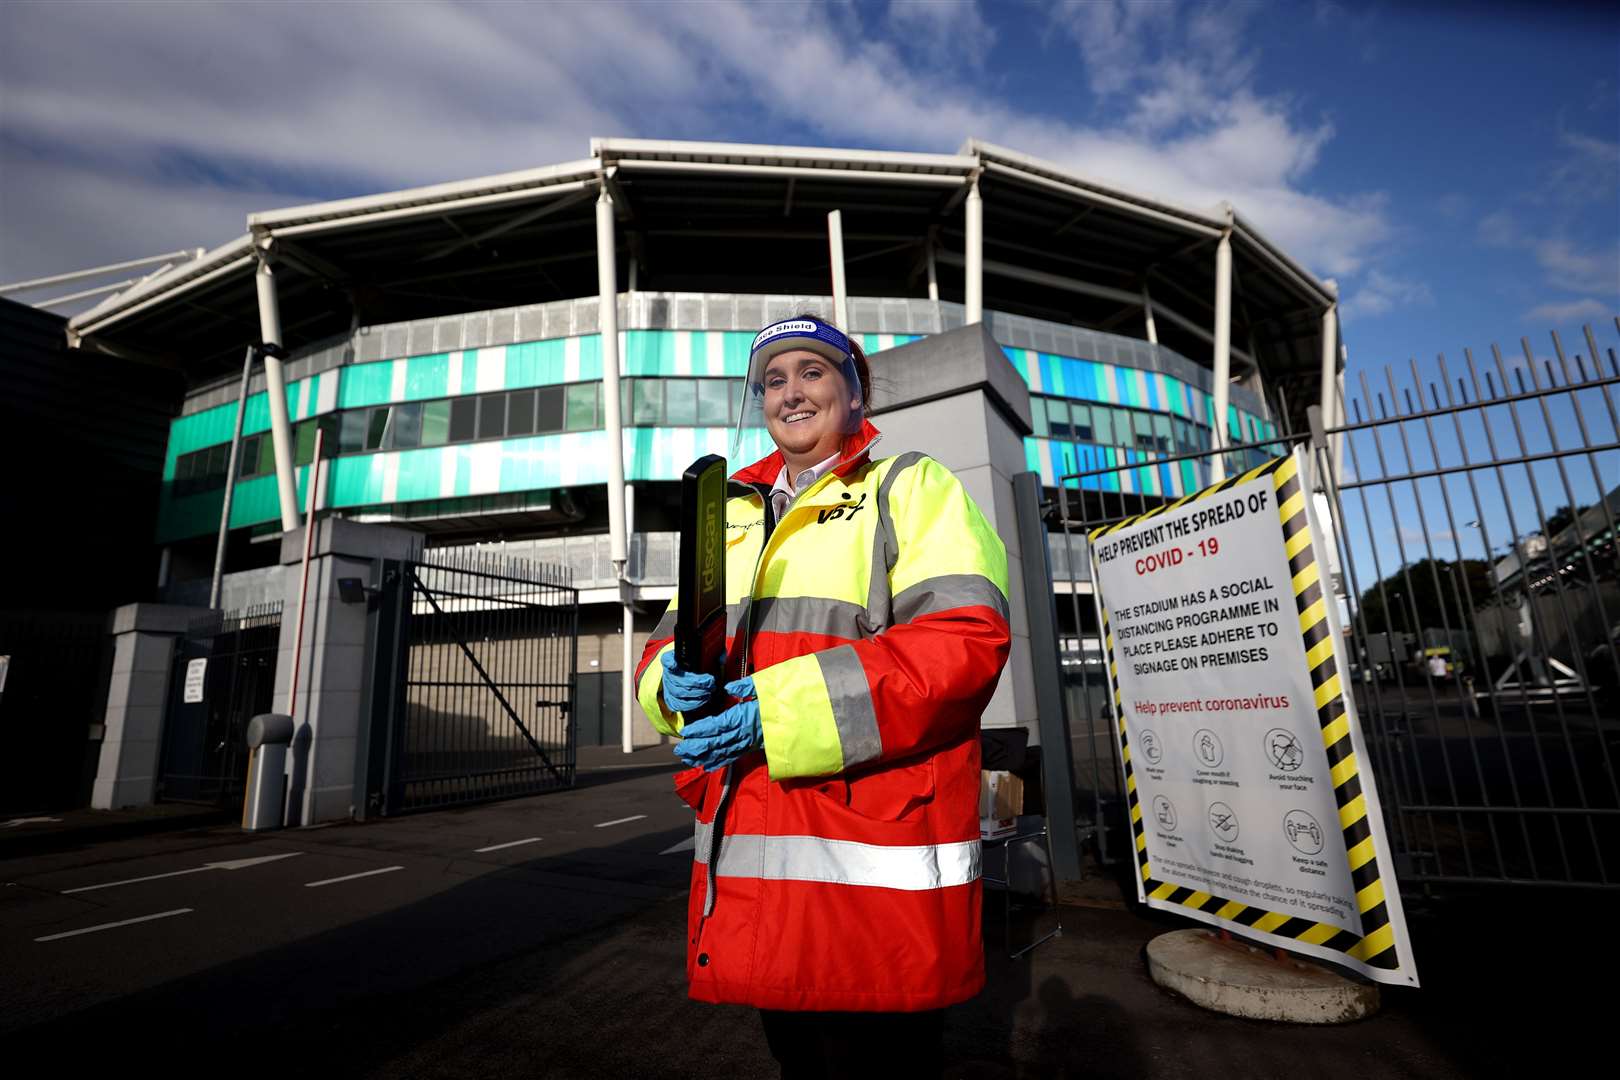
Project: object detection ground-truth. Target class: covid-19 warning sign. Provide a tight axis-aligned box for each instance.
[1089,448,1417,986]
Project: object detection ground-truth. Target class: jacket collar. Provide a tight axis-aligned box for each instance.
[730,418,884,488]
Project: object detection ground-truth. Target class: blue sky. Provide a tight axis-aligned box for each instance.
[2,0,1616,386]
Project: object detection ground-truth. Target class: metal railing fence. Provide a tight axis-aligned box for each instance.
[1046,319,1620,893]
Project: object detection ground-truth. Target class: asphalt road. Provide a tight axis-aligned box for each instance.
[2,746,1605,1077]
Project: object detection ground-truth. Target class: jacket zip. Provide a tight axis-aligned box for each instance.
[695,442,877,933]
[698,480,774,925]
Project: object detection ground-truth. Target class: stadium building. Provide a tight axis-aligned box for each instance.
[52,137,1340,750]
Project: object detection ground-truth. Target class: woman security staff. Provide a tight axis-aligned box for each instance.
[634,314,1011,1077]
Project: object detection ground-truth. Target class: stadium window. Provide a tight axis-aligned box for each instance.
[258,431,278,473]
[535,385,565,433]
[564,383,596,430]
[507,389,537,436]
[632,378,663,425]
[1090,406,1112,446]
[1031,398,1049,437]
[1109,409,1130,446]
[421,400,450,447]
[238,435,260,478]
[1046,399,1072,440]
[339,409,369,453]
[1072,404,1094,442]
[665,379,697,426]
[476,392,506,440]
[366,406,391,451]
[207,443,230,478]
[697,379,731,426]
[1132,412,1154,450]
[1152,414,1172,452]
[448,397,477,442]
[391,402,423,450]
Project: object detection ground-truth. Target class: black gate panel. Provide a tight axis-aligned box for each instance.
[158,604,281,805]
[374,553,577,814]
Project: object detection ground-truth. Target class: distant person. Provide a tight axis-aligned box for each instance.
[636,314,1011,1077]
[1428,653,1449,682]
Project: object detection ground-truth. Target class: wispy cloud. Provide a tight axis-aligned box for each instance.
[885,0,997,69]
[1343,269,1435,319]
[1525,298,1613,323]
[0,0,1396,290]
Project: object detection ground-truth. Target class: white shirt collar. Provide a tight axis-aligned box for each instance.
[771,451,841,513]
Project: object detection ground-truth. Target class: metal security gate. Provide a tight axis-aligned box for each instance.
[370,552,578,814]
[159,603,282,805]
[1041,321,1620,894]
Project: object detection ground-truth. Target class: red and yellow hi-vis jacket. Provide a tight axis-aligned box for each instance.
[635,419,1011,1012]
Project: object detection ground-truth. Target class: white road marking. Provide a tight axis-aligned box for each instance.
[595,815,647,828]
[659,837,696,855]
[4,817,63,828]
[304,866,404,888]
[36,908,193,943]
[62,852,304,894]
[475,837,542,853]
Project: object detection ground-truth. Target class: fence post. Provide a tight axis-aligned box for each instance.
[1013,471,1083,883]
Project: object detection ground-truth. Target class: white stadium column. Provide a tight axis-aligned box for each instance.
[255,252,302,532]
[828,209,849,329]
[1210,227,1233,481]
[1142,281,1159,345]
[597,184,633,752]
[925,228,940,302]
[1318,298,1339,492]
[965,177,983,325]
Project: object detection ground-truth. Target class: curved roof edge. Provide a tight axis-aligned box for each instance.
[247,157,600,232]
[592,136,976,176]
[65,135,1337,345]
[962,137,1336,305]
[69,234,255,337]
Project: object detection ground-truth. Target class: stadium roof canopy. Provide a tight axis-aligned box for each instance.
[67,137,1340,431]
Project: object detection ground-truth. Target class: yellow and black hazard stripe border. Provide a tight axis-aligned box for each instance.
[1089,451,1401,973]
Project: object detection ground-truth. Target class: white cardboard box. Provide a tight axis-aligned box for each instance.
[979,770,1024,840]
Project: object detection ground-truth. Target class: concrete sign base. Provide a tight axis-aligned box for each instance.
[1146,929,1380,1024]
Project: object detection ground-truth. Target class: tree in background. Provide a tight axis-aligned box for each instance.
[1355,558,1496,643]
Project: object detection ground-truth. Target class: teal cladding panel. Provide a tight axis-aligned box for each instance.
[722,332,751,375]
[404,354,450,400]
[626,331,674,376]
[340,361,394,408]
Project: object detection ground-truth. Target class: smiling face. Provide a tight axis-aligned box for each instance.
[760,348,862,473]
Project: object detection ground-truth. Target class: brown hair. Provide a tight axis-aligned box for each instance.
[792,311,870,410]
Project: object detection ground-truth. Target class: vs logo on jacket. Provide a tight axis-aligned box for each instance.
[815,492,867,525]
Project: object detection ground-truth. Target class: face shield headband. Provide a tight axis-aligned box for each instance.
[732,316,864,463]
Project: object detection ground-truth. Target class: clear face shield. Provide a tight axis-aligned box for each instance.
[731,317,865,464]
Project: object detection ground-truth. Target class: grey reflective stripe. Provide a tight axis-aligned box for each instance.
[893,574,1011,624]
[865,452,928,632]
[753,595,869,640]
[651,608,677,642]
[815,644,883,769]
[692,827,981,891]
[725,600,750,640]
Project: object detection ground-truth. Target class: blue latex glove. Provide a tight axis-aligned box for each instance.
[674,679,762,771]
[661,649,723,713]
